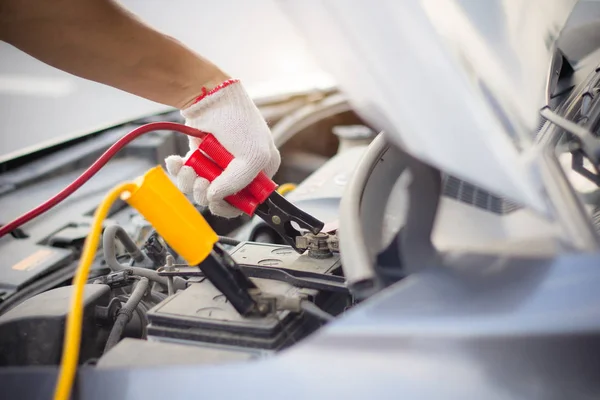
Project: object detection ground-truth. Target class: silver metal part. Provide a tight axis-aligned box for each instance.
[296,232,333,259]
[164,255,175,296]
[326,233,339,253]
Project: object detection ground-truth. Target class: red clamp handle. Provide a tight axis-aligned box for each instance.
[185,150,259,216]
[198,134,277,203]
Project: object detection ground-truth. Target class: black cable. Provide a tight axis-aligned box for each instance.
[104,277,149,353]
[103,225,146,263]
[116,288,162,339]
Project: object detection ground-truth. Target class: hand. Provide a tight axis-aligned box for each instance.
[165,79,280,218]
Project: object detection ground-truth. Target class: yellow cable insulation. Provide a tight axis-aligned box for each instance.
[53,182,136,400]
[276,183,297,196]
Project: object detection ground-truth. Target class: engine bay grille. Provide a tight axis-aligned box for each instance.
[442,175,521,215]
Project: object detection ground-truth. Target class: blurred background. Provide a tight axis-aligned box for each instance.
[0,0,334,162]
[3,0,600,164]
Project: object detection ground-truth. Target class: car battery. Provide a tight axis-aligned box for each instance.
[147,242,344,352]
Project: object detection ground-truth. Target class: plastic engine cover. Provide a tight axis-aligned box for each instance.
[0,284,112,366]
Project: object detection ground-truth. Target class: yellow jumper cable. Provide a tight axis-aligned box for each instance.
[54,166,219,400]
[53,182,136,400]
[276,183,297,196]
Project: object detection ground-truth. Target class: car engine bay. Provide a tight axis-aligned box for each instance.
[0,88,367,367]
[3,20,600,397]
[0,78,546,368]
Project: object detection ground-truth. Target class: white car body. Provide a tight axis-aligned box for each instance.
[277,0,578,215]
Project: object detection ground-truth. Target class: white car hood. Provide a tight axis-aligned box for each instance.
[278,0,578,214]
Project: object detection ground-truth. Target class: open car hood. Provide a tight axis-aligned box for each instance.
[278,0,578,214]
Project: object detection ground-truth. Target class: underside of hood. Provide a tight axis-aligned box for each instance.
[278,0,578,215]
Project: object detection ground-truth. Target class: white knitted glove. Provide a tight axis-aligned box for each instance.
[164,79,280,218]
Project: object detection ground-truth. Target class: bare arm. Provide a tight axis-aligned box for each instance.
[0,0,229,109]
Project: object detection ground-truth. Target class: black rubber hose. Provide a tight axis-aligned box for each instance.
[103,225,146,263]
[104,277,149,353]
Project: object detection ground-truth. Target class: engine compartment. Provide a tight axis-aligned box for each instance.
[3,46,600,400]
[4,4,600,398]
[0,84,526,368]
[0,80,594,371]
[0,89,369,368]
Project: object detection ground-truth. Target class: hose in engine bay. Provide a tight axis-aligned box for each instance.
[102,224,187,290]
[103,277,149,353]
[55,162,222,400]
[46,122,209,400]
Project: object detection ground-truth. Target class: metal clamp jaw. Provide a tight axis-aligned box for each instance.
[254,191,324,253]
[195,243,270,317]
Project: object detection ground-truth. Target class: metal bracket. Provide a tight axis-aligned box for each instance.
[157,264,347,294]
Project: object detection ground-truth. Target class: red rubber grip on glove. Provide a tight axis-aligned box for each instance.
[198,134,277,203]
[185,150,259,216]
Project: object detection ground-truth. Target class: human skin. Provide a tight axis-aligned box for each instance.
[0,0,230,109]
